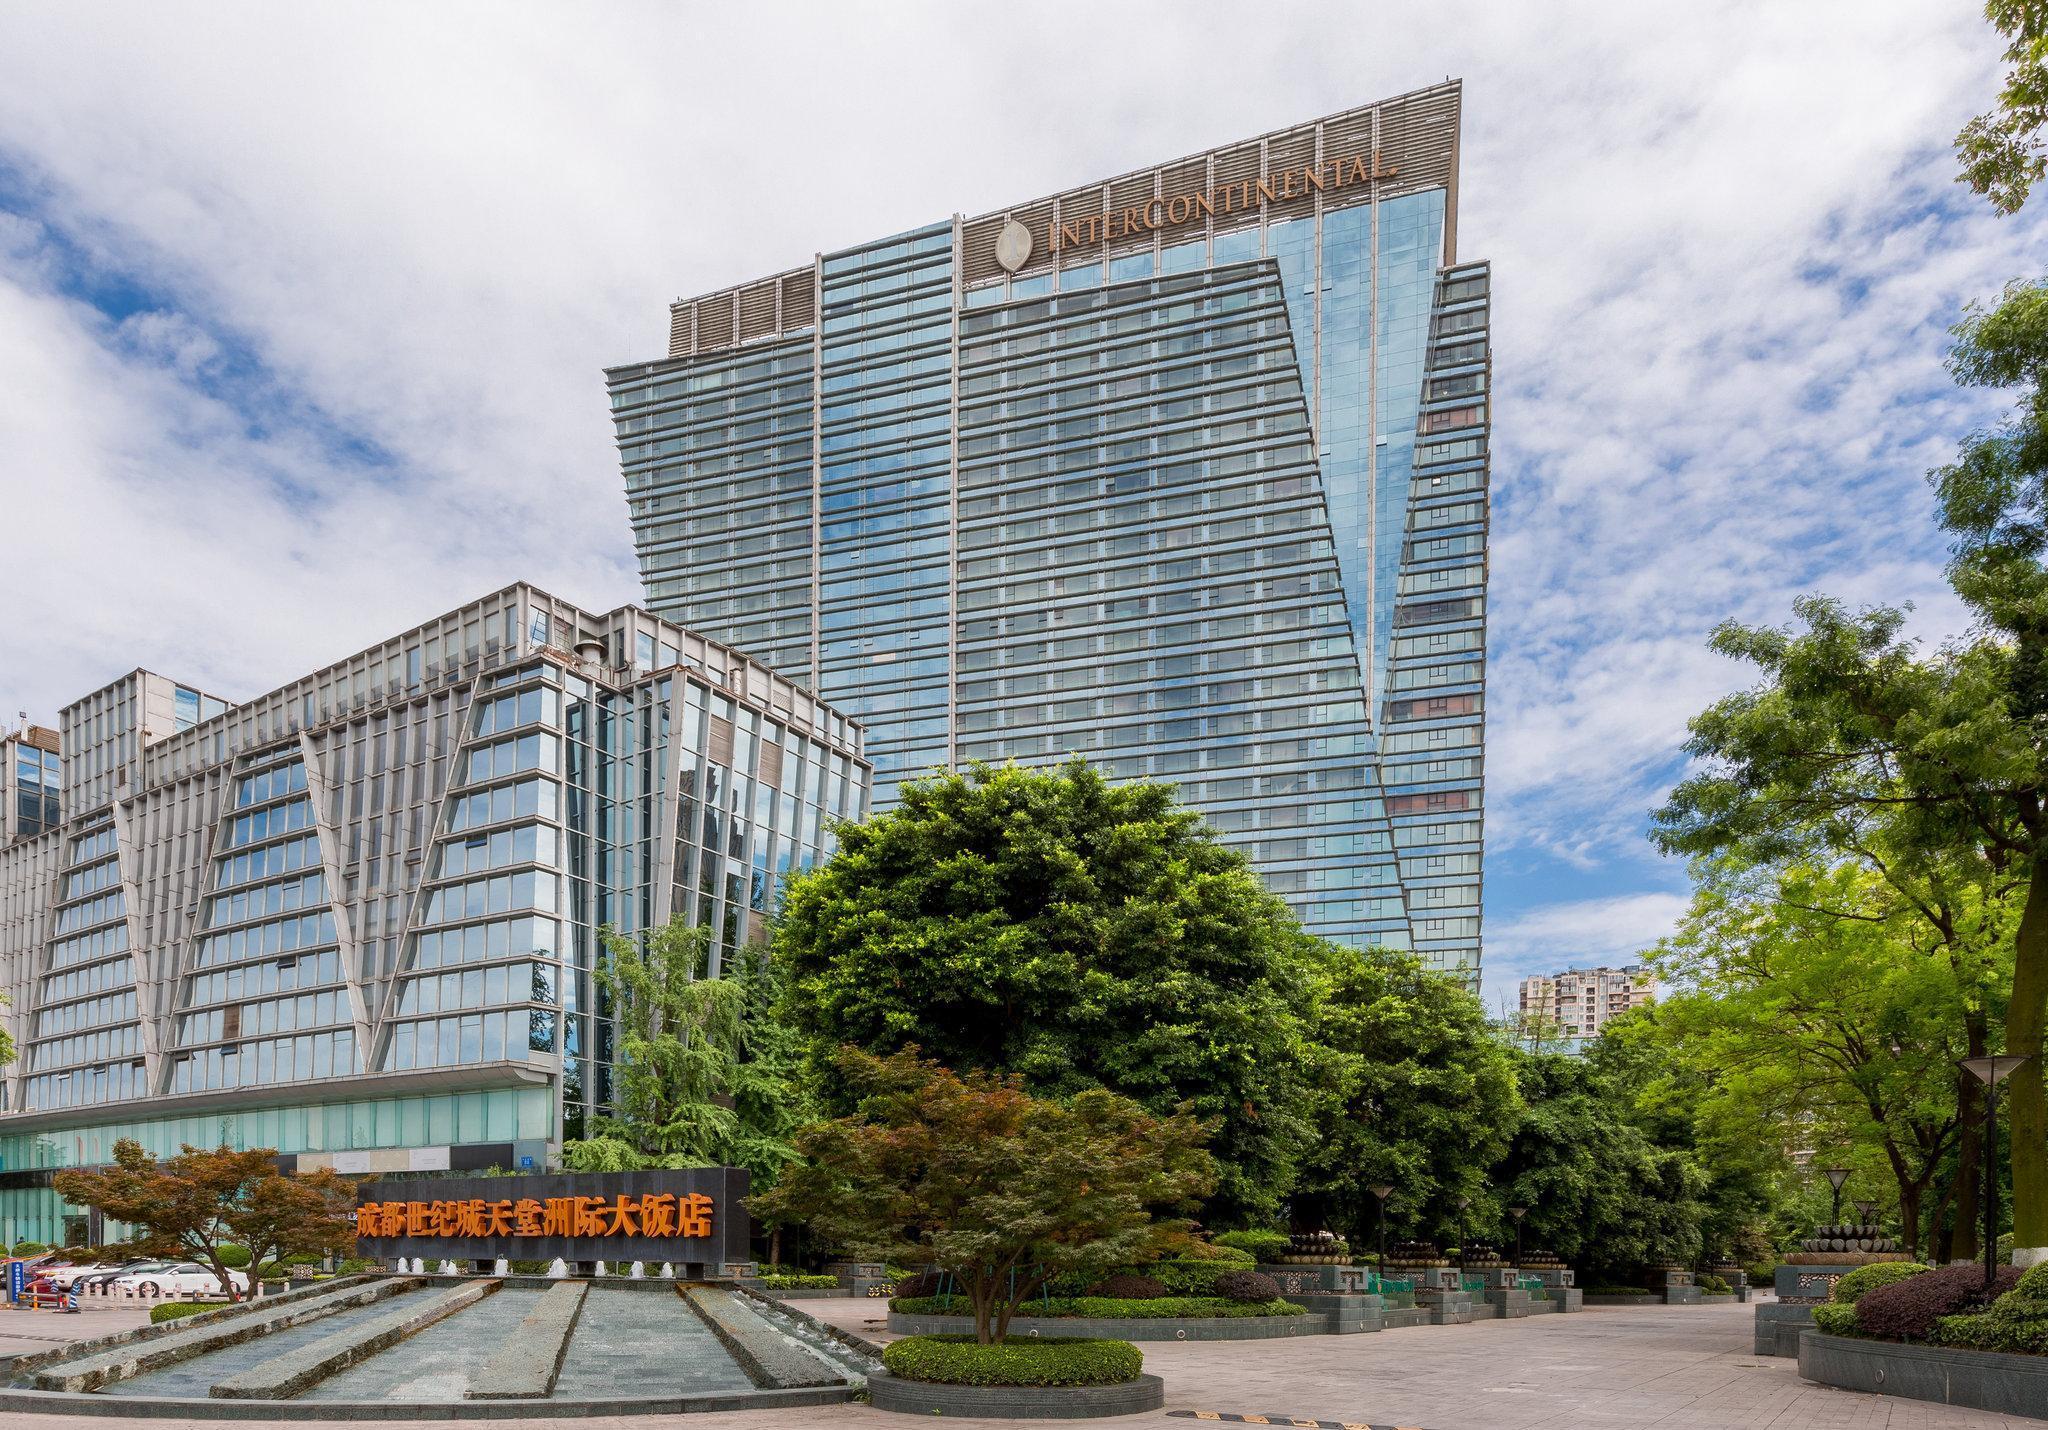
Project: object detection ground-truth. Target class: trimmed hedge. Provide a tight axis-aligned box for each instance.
[1929,1261,2048,1354]
[1087,1273,1168,1300]
[1214,1230,1289,1261]
[759,1273,840,1289]
[1050,1260,1253,1298]
[892,1293,1305,1319]
[1832,1261,1929,1305]
[1855,1263,2019,1342]
[1178,1242,1256,1264]
[1213,1270,1281,1302]
[882,1334,1142,1387]
[151,1301,215,1325]
[1810,1303,1858,1336]
[215,1245,253,1269]
[895,1269,944,1299]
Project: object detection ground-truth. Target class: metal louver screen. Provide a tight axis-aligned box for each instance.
[697,297,735,350]
[781,272,815,329]
[738,281,777,342]
[667,303,693,358]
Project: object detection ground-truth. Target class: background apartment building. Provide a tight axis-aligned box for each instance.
[1517,964,1659,1040]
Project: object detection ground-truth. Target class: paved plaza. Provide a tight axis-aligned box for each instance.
[3,1294,2043,1427]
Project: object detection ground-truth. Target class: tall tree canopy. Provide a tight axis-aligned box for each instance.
[1957,0,2048,214]
[1290,947,1521,1247]
[774,759,1324,1225]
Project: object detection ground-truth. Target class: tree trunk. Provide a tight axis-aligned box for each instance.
[2009,861,2048,1254]
[969,1274,994,1345]
[768,1226,781,1269]
[1953,1028,1987,1263]
[1897,1179,1922,1262]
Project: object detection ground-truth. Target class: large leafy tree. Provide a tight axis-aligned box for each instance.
[568,919,809,1186]
[1639,860,2003,1257]
[751,1047,1213,1344]
[1957,0,2048,214]
[54,1142,356,1300]
[1289,948,1521,1247]
[774,758,1324,1224]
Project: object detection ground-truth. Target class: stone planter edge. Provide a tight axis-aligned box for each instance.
[868,1370,1165,1420]
[1799,1329,2048,1419]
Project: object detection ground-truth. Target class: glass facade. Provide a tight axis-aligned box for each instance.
[0,586,868,1209]
[610,88,1490,978]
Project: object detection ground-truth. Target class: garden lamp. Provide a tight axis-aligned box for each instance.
[1960,1055,2031,1291]
[1819,1165,1851,1224]
[1509,1206,1528,1268]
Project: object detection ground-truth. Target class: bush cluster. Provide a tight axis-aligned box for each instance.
[759,1273,840,1289]
[150,1301,215,1325]
[1212,1270,1281,1302]
[10,1241,48,1256]
[1854,1263,2020,1342]
[1085,1273,1168,1299]
[894,1269,944,1299]
[1176,1242,1255,1264]
[891,1293,1305,1320]
[883,1334,1143,1387]
[1696,1274,1731,1295]
[215,1245,253,1269]
[1930,1261,2048,1354]
[1831,1262,1929,1305]
[1810,1302,1858,1336]
[1213,1230,1288,1262]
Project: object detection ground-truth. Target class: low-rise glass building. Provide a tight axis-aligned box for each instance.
[608,80,1490,979]
[0,585,867,1245]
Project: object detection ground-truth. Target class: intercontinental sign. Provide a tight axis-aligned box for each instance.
[1040,149,1399,257]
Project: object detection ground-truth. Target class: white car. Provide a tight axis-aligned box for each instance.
[38,1262,116,1288]
[111,1262,250,1298]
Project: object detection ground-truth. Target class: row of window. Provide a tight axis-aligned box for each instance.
[34,989,136,1036]
[48,921,127,970]
[169,1030,358,1093]
[462,733,556,787]
[30,1022,139,1071]
[178,989,348,1045]
[23,1060,144,1111]
[61,858,119,900]
[185,948,342,1010]
[53,889,124,935]
[235,760,308,810]
[195,910,336,970]
[206,871,324,929]
[67,826,115,865]
[214,831,320,890]
[384,1009,552,1070]
[419,870,557,927]
[444,776,556,835]
[433,824,555,881]
[220,797,313,852]
[41,954,133,1004]
[394,960,554,1018]
[472,686,555,739]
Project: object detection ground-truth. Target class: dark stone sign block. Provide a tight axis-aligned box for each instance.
[353,1167,749,1269]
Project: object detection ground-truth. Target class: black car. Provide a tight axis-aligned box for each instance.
[70,1259,169,1293]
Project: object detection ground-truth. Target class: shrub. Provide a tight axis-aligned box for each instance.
[1086,1273,1169,1300]
[1854,1263,2020,1342]
[1810,1303,1859,1337]
[1696,1274,1731,1295]
[1744,1260,1778,1287]
[759,1273,840,1289]
[508,1260,551,1275]
[10,1241,47,1256]
[1214,1230,1288,1262]
[1928,1265,2048,1354]
[1213,1270,1281,1302]
[894,1269,945,1299]
[882,1334,1142,1387]
[1832,1261,1929,1305]
[151,1301,215,1325]
[215,1245,253,1269]
[2017,1261,2048,1300]
[892,1293,1305,1320]
[335,1257,373,1275]
[1174,1241,1254,1263]
[1586,1286,1657,1297]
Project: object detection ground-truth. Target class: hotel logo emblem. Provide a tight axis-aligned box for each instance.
[994,218,1033,273]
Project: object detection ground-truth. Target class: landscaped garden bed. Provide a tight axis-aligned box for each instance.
[887,1263,1315,1340]
[869,1335,1163,1419]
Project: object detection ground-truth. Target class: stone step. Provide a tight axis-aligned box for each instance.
[467,1281,589,1400]
[210,1279,498,1399]
[31,1277,420,1393]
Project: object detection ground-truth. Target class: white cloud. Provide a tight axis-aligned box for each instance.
[1481,891,1693,1009]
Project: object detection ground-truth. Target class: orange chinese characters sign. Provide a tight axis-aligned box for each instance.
[355,1192,714,1241]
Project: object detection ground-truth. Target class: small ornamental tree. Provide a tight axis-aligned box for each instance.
[53,1141,356,1300]
[751,1047,1214,1344]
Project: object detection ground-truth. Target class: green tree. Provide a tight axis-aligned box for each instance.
[570,919,809,1185]
[774,759,1322,1224]
[54,1142,355,1301]
[1290,949,1521,1248]
[751,1047,1213,1344]
[1642,860,2000,1258]
[1957,1,2048,214]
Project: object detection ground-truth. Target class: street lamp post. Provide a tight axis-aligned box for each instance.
[1960,1055,2031,1292]
[1509,1206,1528,1269]
[1456,1195,1473,1279]
[1820,1166,1852,1225]
[1370,1184,1394,1279]
[1852,1199,1877,1228]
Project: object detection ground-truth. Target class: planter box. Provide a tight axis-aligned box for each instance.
[1800,1330,2048,1419]
[869,1370,1164,1419]
[888,1311,1320,1342]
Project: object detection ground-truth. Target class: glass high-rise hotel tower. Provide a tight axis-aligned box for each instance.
[608,81,1489,977]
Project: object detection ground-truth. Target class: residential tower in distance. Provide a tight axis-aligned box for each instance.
[1517,964,1659,1041]
[607,80,1491,979]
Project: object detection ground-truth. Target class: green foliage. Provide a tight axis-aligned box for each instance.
[775,759,1322,1225]
[1490,1039,1711,1279]
[1810,1302,1860,1337]
[1087,1273,1167,1299]
[751,1046,1214,1344]
[1212,1230,1288,1261]
[1857,1263,2020,1341]
[758,1273,839,1289]
[1696,1274,1731,1295]
[1176,1241,1254,1264]
[150,1301,215,1325]
[10,1240,47,1255]
[1931,1263,2048,1352]
[1290,946,1521,1245]
[1956,1,2048,213]
[892,1293,1305,1319]
[2019,1260,2048,1299]
[1834,1261,1932,1304]
[215,1244,253,1269]
[334,1257,372,1275]
[882,1334,1143,1387]
[1212,1270,1281,1302]
[589,921,809,1190]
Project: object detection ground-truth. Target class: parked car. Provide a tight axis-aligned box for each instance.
[71,1259,170,1293]
[38,1261,118,1288]
[110,1263,248,1298]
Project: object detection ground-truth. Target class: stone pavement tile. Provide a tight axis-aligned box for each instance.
[0,1302,150,1357]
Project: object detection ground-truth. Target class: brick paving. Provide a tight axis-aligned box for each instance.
[1,1294,2040,1426]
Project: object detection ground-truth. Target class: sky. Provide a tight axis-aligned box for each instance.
[0,1,2041,1010]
